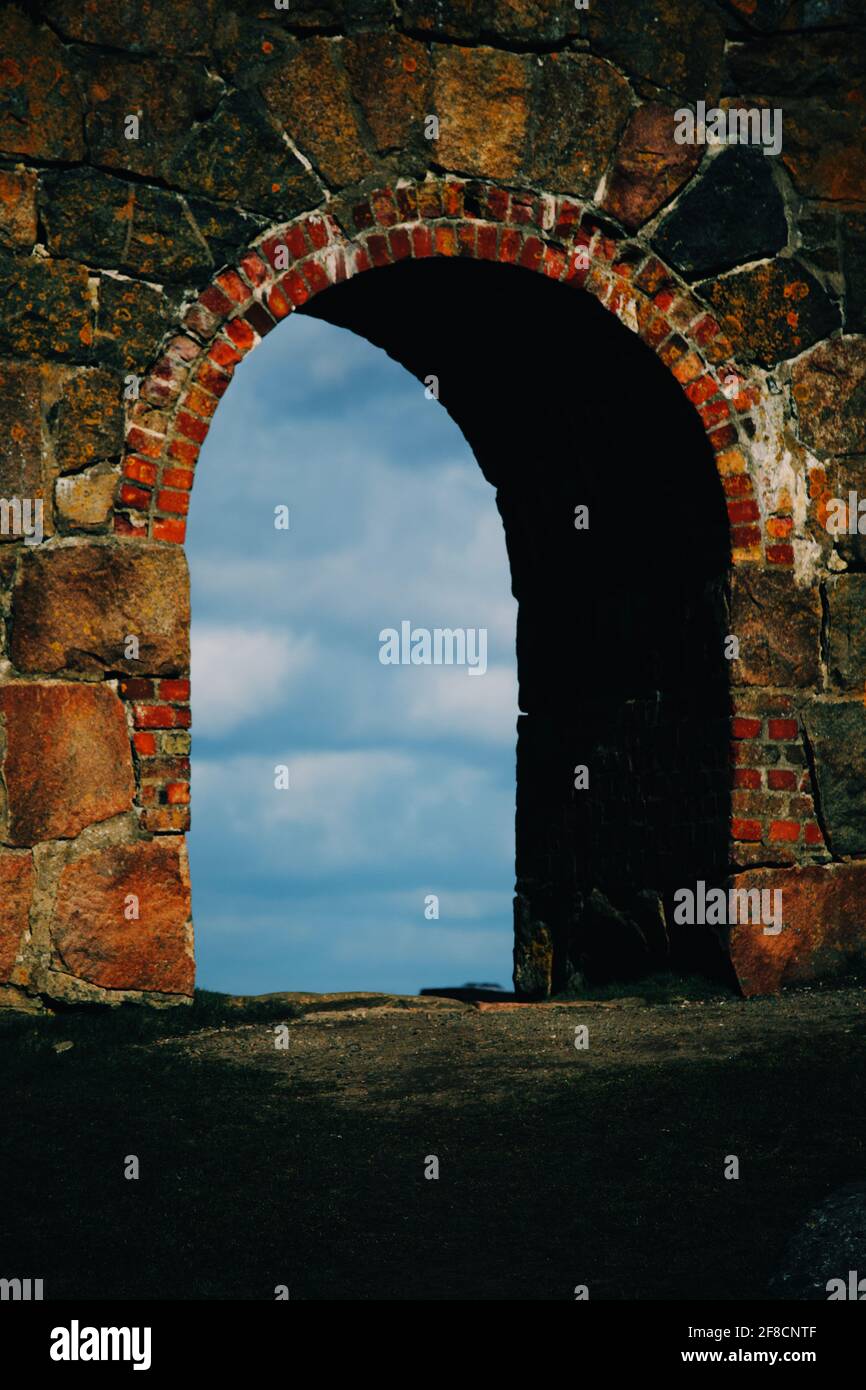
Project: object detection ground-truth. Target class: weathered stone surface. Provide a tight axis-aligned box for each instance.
[11,543,190,676]
[791,338,866,455]
[261,40,376,188]
[700,259,840,367]
[398,0,485,41]
[51,839,193,995]
[0,168,37,249]
[433,46,530,181]
[586,0,725,102]
[0,255,93,363]
[185,198,268,275]
[780,102,866,202]
[826,574,866,691]
[94,276,177,374]
[724,0,865,31]
[0,361,43,498]
[513,893,552,998]
[729,863,866,997]
[574,888,652,983]
[771,1181,866,1301]
[842,214,866,334]
[0,8,85,161]
[0,850,33,982]
[802,702,866,856]
[0,682,135,846]
[797,205,841,277]
[652,147,787,280]
[400,0,582,42]
[726,32,866,201]
[51,368,125,474]
[523,55,632,196]
[49,0,217,55]
[728,571,821,687]
[170,90,321,219]
[726,27,863,97]
[41,170,213,284]
[600,102,702,232]
[76,50,222,181]
[55,465,119,532]
[344,33,432,157]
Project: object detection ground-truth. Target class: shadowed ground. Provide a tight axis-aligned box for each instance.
[2,982,865,1301]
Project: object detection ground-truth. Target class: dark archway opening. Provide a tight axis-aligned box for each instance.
[301,258,733,994]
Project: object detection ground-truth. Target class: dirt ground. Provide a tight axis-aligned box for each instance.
[3,982,866,1301]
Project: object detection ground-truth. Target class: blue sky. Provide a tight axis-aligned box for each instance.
[186,312,519,996]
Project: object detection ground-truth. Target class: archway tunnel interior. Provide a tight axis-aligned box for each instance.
[193,256,734,996]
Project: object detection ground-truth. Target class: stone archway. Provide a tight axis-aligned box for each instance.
[1,3,864,1010]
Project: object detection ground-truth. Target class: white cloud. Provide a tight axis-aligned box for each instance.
[191,625,316,737]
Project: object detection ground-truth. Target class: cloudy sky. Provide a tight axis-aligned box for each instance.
[187,310,519,996]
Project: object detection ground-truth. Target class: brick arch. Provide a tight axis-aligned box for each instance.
[116,177,790,572]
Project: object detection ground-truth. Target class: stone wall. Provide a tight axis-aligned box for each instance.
[0,0,864,1008]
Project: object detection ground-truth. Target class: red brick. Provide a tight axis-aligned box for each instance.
[196,361,231,397]
[732,818,763,842]
[166,782,191,805]
[159,679,190,701]
[175,411,208,444]
[519,235,544,271]
[734,768,761,789]
[732,717,762,739]
[723,474,754,498]
[804,823,824,846]
[708,423,739,454]
[768,719,798,740]
[153,517,186,544]
[301,259,331,294]
[457,222,475,257]
[767,543,794,566]
[700,397,732,429]
[168,438,199,467]
[185,385,217,420]
[162,467,193,491]
[370,188,400,227]
[225,317,256,352]
[727,499,760,524]
[442,181,464,217]
[499,228,522,264]
[281,270,310,306]
[477,224,498,261]
[133,731,157,756]
[210,339,242,370]
[215,269,250,305]
[119,482,151,509]
[731,524,762,549]
[306,215,329,250]
[388,228,412,261]
[769,819,800,843]
[157,489,190,516]
[240,252,269,287]
[396,185,419,222]
[199,285,233,317]
[124,457,158,486]
[768,769,797,791]
[434,225,457,257]
[411,225,432,258]
[266,282,293,319]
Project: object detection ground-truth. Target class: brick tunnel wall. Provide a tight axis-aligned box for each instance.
[0,0,864,1009]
